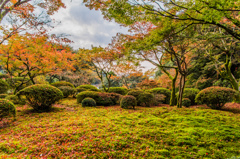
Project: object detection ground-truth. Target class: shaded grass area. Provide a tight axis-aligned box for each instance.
[1,99,240,158]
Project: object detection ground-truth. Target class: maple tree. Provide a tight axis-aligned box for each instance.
[0,33,74,93]
[114,62,145,89]
[77,46,121,92]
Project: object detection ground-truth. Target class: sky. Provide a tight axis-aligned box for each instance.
[49,0,128,50]
[48,0,155,71]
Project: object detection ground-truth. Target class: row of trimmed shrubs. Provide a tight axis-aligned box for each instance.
[1,80,239,121]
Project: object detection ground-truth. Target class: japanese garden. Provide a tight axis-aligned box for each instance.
[0,0,240,158]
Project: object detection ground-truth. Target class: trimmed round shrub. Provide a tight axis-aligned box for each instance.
[58,86,76,98]
[76,88,87,94]
[120,95,137,109]
[127,90,144,105]
[76,85,99,92]
[5,95,26,105]
[138,92,154,107]
[51,81,74,88]
[147,88,171,104]
[108,87,128,95]
[0,99,16,121]
[153,94,166,105]
[17,84,63,111]
[77,91,100,104]
[0,79,9,94]
[76,91,118,106]
[108,93,122,105]
[81,98,96,107]
[0,94,8,99]
[182,98,191,107]
[97,92,114,106]
[195,86,239,109]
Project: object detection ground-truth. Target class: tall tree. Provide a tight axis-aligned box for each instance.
[0,33,74,93]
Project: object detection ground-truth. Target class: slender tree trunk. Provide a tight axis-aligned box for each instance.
[170,68,178,106]
[224,55,240,102]
[177,75,186,108]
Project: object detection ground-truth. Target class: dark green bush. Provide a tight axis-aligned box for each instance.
[120,95,137,109]
[147,88,171,104]
[81,98,96,107]
[76,88,87,94]
[58,86,76,98]
[0,79,9,94]
[76,85,99,92]
[127,90,144,105]
[108,93,122,105]
[76,91,119,106]
[182,98,191,107]
[17,84,63,111]
[138,92,154,107]
[51,81,74,88]
[108,87,128,95]
[195,86,239,109]
[97,92,114,106]
[153,94,166,105]
[5,95,26,105]
[0,94,8,99]
[76,91,100,104]
[0,99,16,121]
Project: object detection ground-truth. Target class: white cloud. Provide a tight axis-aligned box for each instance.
[49,0,128,49]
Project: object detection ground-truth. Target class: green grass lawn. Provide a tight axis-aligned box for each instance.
[1,98,240,158]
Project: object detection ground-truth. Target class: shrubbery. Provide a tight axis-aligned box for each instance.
[138,92,154,107]
[58,86,76,98]
[120,95,137,109]
[0,99,16,121]
[108,87,128,95]
[0,79,9,94]
[18,84,63,111]
[76,88,87,94]
[76,85,99,92]
[5,95,26,105]
[153,94,166,105]
[81,98,96,107]
[76,91,121,106]
[195,86,239,109]
[127,90,144,105]
[108,93,122,105]
[51,81,74,88]
[182,98,191,107]
[97,92,114,106]
[147,88,171,104]
[177,88,200,105]
[77,91,99,104]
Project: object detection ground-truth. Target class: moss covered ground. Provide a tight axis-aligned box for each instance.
[1,98,240,158]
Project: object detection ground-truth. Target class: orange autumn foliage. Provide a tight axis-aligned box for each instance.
[0,33,75,81]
